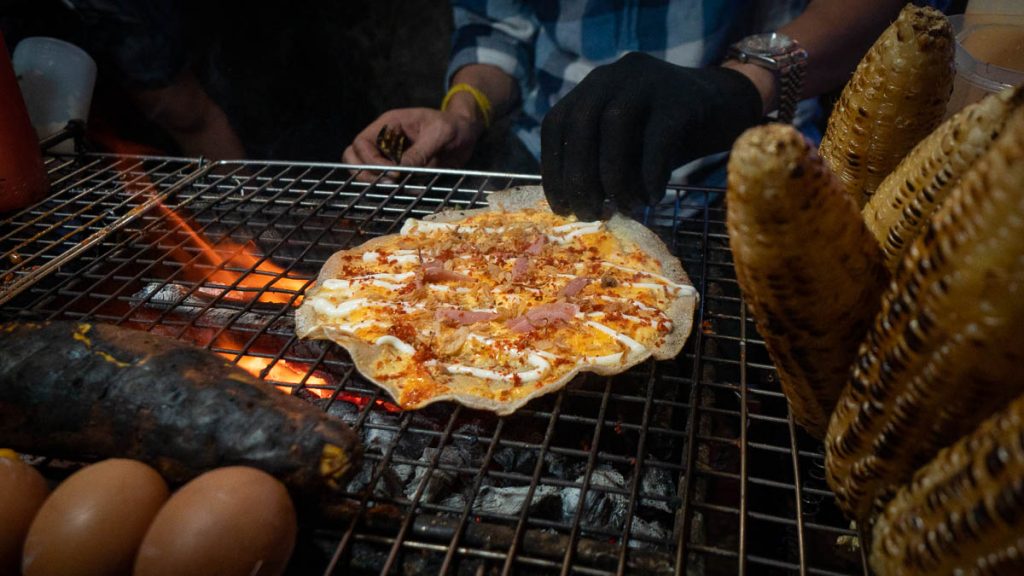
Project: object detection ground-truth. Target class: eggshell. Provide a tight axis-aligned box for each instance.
[22,459,169,576]
[0,451,49,575]
[134,466,297,576]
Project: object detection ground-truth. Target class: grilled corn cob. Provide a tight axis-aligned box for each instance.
[727,124,890,439]
[864,85,1024,272]
[870,391,1024,575]
[825,106,1024,522]
[819,4,954,208]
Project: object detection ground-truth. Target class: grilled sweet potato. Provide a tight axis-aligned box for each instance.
[0,321,362,501]
[825,106,1024,522]
[864,85,1024,272]
[870,391,1024,575]
[819,4,954,207]
[727,124,890,438]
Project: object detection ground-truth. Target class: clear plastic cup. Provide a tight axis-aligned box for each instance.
[12,37,97,150]
[946,13,1024,118]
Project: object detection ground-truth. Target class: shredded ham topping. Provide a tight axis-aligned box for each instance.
[525,235,547,255]
[436,308,499,325]
[510,257,530,282]
[506,316,533,333]
[507,302,579,333]
[558,276,591,297]
[422,258,471,283]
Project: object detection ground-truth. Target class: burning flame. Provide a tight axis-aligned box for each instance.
[101,137,307,306]
[156,204,307,306]
[102,137,401,412]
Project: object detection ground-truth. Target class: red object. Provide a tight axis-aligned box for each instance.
[0,32,49,213]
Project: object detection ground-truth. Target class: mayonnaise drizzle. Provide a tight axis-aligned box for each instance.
[311,297,423,319]
[322,272,415,292]
[586,320,647,355]
[362,250,420,265]
[599,262,697,296]
[445,352,551,384]
[375,335,416,355]
[546,221,604,244]
[313,297,368,319]
[400,218,604,245]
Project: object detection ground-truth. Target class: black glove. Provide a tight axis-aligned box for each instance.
[541,52,764,220]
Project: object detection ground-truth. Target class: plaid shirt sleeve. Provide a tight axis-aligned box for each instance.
[448,0,537,100]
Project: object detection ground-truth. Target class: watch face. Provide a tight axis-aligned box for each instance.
[742,33,794,56]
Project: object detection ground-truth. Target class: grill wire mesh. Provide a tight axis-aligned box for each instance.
[0,152,868,576]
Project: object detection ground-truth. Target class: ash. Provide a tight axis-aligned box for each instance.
[328,400,676,548]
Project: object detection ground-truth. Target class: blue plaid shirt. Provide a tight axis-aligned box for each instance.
[449,0,949,174]
[449,0,812,164]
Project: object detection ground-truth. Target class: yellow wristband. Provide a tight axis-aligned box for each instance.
[441,83,493,128]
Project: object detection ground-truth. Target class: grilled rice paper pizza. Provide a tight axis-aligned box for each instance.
[296,186,697,414]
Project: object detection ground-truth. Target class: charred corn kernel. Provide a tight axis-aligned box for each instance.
[819,5,954,208]
[727,124,890,439]
[871,392,1024,575]
[825,106,1024,522]
[864,85,1024,272]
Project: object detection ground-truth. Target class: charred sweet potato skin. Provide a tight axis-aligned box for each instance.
[871,392,1024,575]
[0,321,361,500]
[826,107,1024,522]
[819,4,954,207]
[727,124,890,438]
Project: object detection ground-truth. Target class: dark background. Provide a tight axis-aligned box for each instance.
[2,0,967,164]
[1,0,452,162]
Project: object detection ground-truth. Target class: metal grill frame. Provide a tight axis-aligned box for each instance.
[0,151,868,576]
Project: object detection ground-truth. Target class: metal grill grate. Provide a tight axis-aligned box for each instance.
[0,154,867,575]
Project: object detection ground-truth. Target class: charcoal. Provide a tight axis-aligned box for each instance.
[629,517,670,548]
[131,282,294,331]
[639,464,676,514]
[364,410,401,452]
[472,484,561,518]
[545,452,586,480]
[324,397,360,422]
[494,445,538,475]
[439,491,467,511]
[393,430,436,461]
[403,445,471,503]
[562,466,629,529]
[345,461,402,498]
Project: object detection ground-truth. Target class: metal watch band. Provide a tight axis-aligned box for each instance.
[776,56,806,124]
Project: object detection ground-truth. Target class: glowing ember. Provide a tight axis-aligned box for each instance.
[227,353,332,398]
[226,352,401,411]
[336,391,402,413]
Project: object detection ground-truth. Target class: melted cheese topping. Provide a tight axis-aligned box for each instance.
[302,207,690,409]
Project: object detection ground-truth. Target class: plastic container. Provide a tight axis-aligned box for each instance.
[0,32,49,213]
[946,13,1024,117]
[12,37,96,150]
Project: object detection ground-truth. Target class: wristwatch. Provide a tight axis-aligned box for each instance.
[727,32,808,124]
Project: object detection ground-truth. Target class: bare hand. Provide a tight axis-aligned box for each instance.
[342,108,484,182]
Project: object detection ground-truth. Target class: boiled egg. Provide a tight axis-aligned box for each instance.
[0,449,49,575]
[21,458,169,576]
[134,466,297,576]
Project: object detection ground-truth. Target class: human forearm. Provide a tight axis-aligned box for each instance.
[447,64,519,129]
[780,0,907,96]
[130,70,245,160]
[724,0,907,115]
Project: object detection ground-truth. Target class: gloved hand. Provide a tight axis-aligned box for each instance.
[541,52,764,220]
